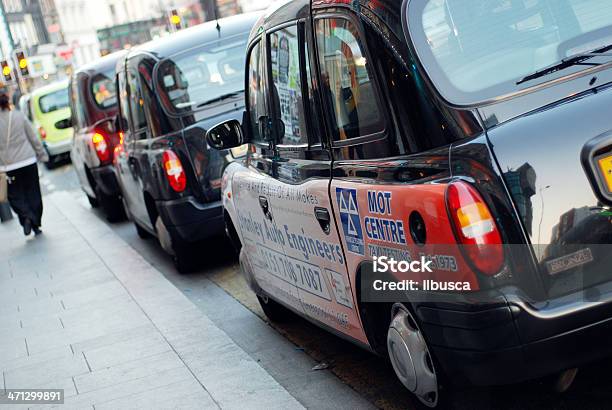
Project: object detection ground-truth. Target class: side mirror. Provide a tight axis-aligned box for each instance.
[55,118,73,130]
[206,119,243,150]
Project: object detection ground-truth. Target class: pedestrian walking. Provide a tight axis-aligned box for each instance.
[0,90,49,236]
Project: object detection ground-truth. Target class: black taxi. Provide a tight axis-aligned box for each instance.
[70,51,127,221]
[206,0,612,407]
[113,12,262,272]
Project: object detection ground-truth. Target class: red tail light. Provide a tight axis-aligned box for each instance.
[92,132,111,163]
[162,150,186,192]
[39,126,47,140]
[447,181,504,276]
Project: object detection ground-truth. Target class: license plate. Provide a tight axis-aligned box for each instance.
[598,154,612,193]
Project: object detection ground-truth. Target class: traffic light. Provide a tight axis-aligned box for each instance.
[1,60,11,82]
[15,51,29,77]
[170,9,181,31]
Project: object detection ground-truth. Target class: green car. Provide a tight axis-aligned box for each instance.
[30,79,73,167]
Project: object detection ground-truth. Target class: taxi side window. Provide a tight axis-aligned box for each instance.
[116,70,131,139]
[269,24,309,146]
[126,58,148,138]
[246,40,266,143]
[315,18,385,144]
[138,57,172,138]
[70,76,87,130]
[303,33,322,147]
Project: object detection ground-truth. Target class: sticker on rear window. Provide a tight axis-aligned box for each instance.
[336,188,364,255]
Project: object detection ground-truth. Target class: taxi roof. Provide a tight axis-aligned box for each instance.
[30,79,69,98]
[73,50,128,77]
[130,12,263,60]
[248,0,309,42]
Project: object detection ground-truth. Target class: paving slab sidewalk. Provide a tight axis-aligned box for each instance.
[0,191,304,410]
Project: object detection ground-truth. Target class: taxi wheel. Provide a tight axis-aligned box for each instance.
[172,243,199,274]
[95,186,125,223]
[257,295,292,323]
[44,156,56,169]
[87,194,99,208]
[224,216,242,256]
[135,223,151,239]
[387,305,442,408]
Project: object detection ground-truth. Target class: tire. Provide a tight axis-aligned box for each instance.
[44,155,56,169]
[87,194,99,208]
[257,295,293,323]
[95,186,125,222]
[121,196,133,221]
[224,216,242,256]
[172,242,199,274]
[135,222,152,239]
[387,304,445,408]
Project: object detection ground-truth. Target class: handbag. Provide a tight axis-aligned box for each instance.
[0,111,13,203]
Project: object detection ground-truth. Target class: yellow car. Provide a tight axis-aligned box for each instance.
[30,80,73,167]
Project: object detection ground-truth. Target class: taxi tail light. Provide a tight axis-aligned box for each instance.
[447,181,504,276]
[163,150,186,192]
[92,131,111,163]
[39,126,47,140]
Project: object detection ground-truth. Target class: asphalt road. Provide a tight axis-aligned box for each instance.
[37,160,612,410]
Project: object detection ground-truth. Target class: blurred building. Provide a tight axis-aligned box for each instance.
[237,0,273,13]
[0,0,66,90]
[216,0,240,17]
[0,6,11,59]
[55,0,115,66]
[56,0,204,67]
[197,0,273,19]
[40,0,63,44]
[97,17,164,56]
[0,0,51,50]
[55,0,273,67]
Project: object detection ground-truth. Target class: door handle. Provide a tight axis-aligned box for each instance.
[314,207,331,234]
[259,196,272,221]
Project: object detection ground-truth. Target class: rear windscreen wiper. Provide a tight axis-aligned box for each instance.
[196,91,244,108]
[517,44,612,85]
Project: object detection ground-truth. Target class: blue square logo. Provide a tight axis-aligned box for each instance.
[336,188,364,255]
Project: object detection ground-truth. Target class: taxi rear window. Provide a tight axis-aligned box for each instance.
[408,0,612,105]
[157,34,248,114]
[91,70,117,109]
